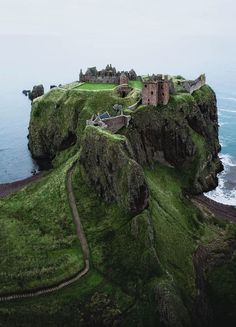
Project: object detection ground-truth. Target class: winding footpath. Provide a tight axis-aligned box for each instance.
[0,162,90,302]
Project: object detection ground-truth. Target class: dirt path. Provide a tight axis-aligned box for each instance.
[0,162,90,302]
[193,195,236,223]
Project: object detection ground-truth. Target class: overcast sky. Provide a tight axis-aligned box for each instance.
[0,0,235,86]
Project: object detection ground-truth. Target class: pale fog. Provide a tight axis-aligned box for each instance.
[0,0,236,206]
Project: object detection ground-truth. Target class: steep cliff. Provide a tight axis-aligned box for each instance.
[79,126,149,215]
[123,86,222,193]
[28,84,222,194]
[28,85,140,164]
[5,82,234,327]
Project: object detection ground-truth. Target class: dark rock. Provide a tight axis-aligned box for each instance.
[29,84,44,101]
[50,85,57,89]
[22,90,30,96]
[124,86,222,194]
[79,126,149,215]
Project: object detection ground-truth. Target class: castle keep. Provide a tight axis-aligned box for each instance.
[142,77,170,106]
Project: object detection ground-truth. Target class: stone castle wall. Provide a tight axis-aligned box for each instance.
[142,80,170,106]
[181,74,206,94]
[86,114,131,134]
[80,65,137,85]
[142,82,159,106]
[102,115,131,133]
[80,75,120,84]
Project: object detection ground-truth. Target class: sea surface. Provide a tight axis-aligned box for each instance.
[206,90,236,206]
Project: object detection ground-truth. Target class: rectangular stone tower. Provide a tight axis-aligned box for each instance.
[142,81,159,106]
[158,80,170,105]
[142,79,170,106]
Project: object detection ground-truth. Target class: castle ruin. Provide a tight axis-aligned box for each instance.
[178,74,206,94]
[79,65,137,85]
[142,76,170,106]
[86,112,131,134]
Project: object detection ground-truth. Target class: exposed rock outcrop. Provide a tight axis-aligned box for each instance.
[79,126,149,214]
[193,236,236,327]
[29,84,44,101]
[124,86,222,193]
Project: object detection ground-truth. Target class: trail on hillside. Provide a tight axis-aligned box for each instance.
[0,162,90,302]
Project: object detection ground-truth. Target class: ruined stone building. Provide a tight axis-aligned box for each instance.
[141,74,206,106]
[142,77,170,106]
[79,65,137,85]
[86,112,131,134]
[178,74,206,94]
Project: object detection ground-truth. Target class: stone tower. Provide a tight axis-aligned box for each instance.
[142,81,159,106]
[158,80,170,105]
[142,79,170,106]
[120,73,129,85]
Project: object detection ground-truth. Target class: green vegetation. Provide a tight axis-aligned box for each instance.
[0,154,83,295]
[0,270,133,327]
[129,80,143,89]
[78,83,117,91]
[1,81,234,326]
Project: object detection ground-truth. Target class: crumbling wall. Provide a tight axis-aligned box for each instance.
[102,115,131,133]
[181,74,206,94]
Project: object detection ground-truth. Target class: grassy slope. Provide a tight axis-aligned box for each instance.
[129,80,143,89]
[78,83,117,90]
[0,154,83,294]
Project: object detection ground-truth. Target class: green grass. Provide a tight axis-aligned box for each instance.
[0,154,83,294]
[0,268,134,326]
[78,82,117,91]
[144,164,223,303]
[129,80,143,89]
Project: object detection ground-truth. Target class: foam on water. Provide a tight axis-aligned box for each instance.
[220,109,236,114]
[206,154,236,206]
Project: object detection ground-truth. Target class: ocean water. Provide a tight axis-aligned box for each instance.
[0,87,37,183]
[206,91,236,206]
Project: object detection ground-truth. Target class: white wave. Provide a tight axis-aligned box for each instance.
[219,122,229,127]
[205,153,236,206]
[219,108,236,114]
[206,184,236,206]
[221,97,236,102]
[221,153,236,168]
[206,171,236,206]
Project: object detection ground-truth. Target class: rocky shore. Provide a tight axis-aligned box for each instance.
[0,173,42,198]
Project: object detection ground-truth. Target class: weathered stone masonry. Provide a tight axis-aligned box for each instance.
[79,64,137,85]
[142,79,170,106]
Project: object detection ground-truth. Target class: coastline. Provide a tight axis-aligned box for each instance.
[0,173,43,198]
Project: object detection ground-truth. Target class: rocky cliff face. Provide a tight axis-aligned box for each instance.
[29,84,222,195]
[79,126,149,215]
[123,86,222,193]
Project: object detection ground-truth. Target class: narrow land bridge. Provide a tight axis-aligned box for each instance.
[0,162,90,302]
[0,166,235,301]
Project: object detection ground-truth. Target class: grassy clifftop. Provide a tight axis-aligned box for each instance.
[28,83,140,163]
